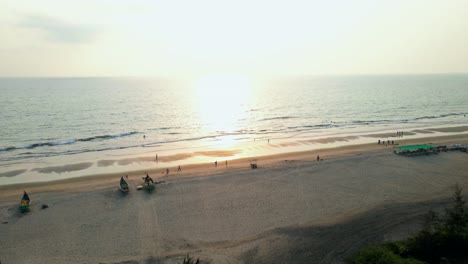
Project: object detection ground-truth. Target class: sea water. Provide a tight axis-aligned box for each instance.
[1,74,467,184]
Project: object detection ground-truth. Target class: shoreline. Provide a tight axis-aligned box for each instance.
[2,124,468,186]
[1,132,468,199]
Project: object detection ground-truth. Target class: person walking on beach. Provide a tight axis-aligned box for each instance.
[225,160,228,167]
[317,155,320,161]
[178,165,181,171]
[166,168,169,175]
[215,161,218,167]
[155,154,158,163]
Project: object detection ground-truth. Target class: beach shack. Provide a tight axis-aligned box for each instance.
[394,144,436,156]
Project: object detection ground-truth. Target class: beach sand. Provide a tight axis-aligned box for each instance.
[1,135,468,263]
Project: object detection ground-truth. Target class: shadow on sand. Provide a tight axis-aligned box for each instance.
[237,197,452,264]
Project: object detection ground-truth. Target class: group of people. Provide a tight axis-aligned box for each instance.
[378,139,396,146]
[377,131,405,146]
[214,160,228,167]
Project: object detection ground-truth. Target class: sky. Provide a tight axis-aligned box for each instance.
[0,0,467,78]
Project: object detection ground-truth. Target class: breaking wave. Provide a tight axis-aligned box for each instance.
[0,131,139,152]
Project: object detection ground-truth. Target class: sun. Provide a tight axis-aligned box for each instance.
[191,74,252,133]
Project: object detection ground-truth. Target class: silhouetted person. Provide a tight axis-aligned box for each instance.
[178,165,181,171]
[215,161,217,167]
[317,155,320,161]
[144,174,153,185]
[166,168,169,175]
[225,160,228,167]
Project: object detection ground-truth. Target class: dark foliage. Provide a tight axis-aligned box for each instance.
[181,254,200,264]
[350,184,468,264]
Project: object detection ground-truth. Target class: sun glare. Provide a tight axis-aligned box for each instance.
[192,75,251,134]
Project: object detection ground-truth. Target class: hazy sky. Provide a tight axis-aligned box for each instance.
[1,0,467,77]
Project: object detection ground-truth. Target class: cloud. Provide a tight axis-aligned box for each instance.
[19,15,97,43]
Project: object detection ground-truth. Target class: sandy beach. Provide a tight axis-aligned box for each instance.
[1,134,468,263]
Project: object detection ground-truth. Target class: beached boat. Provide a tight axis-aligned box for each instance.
[120,177,129,193]
[142,174,155,191]
[145,183,155,191]
[20,191,30,212]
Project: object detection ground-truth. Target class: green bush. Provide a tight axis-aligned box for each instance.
[383,241,410,256]
[350,184,468,264]
[405,184,468,263]
[350,246,423,264]
[180,254,200,264]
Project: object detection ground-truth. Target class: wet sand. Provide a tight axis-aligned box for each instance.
[1,135,468,263]
[4,125,468,185]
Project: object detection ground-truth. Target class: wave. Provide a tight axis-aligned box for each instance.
[78,132,138,142]
[1,112,465,161]
[258,116,297,121]
[413,112,464,121]
[287,124,334,130]
[0,131,139,152]
[351,112,466,126]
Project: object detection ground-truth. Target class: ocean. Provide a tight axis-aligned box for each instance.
[1,74,468,184]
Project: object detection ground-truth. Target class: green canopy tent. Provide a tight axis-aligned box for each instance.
[394,144,436,155]
[396,144,434,151]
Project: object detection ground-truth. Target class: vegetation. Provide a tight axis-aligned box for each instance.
[349,184,468,264]
[350,246,423,264]
[180,254,200,264]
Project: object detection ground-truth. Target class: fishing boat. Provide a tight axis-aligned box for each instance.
[141,174,155,191]
[20,191,30,212]
[120,177,129,193]
[145,183,155,191]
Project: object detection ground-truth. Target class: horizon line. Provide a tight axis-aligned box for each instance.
[0,72,467,79]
